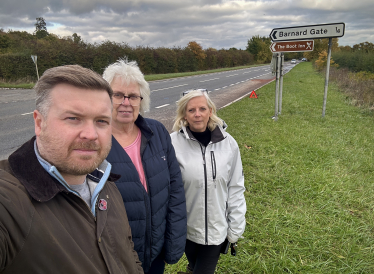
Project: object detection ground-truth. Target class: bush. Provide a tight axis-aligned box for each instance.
[329,67,374,109]
[332,51,374,73]
[314,50,338,71]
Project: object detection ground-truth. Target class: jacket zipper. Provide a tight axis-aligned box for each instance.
[199,144,209,245]
[188,132,210,245]
[210,151,216,188]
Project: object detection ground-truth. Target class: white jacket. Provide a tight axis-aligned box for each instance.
[170,123,246,245]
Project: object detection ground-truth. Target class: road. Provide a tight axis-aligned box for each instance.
[0,63,296,160]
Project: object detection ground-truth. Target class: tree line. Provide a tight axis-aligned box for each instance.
[1,17,373,81]
[0,22,253,81]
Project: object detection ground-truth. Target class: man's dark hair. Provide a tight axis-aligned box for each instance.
[34,65,113,116]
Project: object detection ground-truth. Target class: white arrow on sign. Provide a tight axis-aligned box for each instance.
[270,22,345,42]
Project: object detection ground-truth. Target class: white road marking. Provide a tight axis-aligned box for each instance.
[155,104,170,109]
[226,74,238,77]
[21,112,33,116]
[152,84,188,92]
[199,78,219,82]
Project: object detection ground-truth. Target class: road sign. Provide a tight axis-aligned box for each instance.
[270,40,314,53]
[31,55,39,80]
[270,22,345,41]
[31,55,37,64]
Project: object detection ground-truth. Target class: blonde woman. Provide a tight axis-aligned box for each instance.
[170,89,246,274]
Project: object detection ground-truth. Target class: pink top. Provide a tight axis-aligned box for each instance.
[124,129,147,192]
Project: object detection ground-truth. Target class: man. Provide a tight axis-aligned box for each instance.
[0,65,144,274]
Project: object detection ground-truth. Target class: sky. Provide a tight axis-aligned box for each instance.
[1,0,374,50]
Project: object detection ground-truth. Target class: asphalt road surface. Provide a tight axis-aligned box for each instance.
[0,63,296,160]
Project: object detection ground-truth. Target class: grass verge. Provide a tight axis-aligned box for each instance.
[165,62,374,273]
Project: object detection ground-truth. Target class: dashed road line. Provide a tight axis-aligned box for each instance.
[152,84,188,92]
[21,112,33,116]
[199,78,219,83]
[155,104,170,109]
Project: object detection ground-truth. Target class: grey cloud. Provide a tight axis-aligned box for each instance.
[1,0,374,48]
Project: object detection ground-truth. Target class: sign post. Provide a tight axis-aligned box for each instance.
[269,22,345,117]
[31,55,39,80]
[273,53,281,120]
[279,53,284,114]
[322,38,332,117]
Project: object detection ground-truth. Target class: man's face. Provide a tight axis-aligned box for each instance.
[34,83,112,177]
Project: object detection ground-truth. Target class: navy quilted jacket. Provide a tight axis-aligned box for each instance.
[106,115,187,272]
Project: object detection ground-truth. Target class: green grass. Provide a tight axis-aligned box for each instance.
[165,62,374,273]
[0,82,34,89]
[0,64,266,89]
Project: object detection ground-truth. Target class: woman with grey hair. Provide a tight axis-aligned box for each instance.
[170,90,246,274]
[103,59,187,274]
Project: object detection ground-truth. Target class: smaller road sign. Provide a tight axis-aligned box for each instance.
[270,40,314,53]
[270,22,345,41]
[31,55,37,64]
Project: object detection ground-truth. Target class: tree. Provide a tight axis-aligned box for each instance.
[187,41,206,69]
[72,33,82,44]
[339,45,352,52]
[352,42,374,53]
[303,38,339,61]
[0,34,11,49]
[314,50,338,71]
[246,35,272,63]
[35,17,47,32]
[34,17,48,39]
[187,41,206,60]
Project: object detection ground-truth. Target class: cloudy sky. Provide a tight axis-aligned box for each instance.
[1,0,373,49]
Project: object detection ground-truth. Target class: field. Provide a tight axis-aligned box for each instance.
[165,62,374,273]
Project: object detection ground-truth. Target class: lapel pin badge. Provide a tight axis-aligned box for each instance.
[98,199,107,211]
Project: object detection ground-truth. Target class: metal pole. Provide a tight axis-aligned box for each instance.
[279,53,284,115]
[322,37,332,117]
[35,62,39,80]
[273,53,281,120]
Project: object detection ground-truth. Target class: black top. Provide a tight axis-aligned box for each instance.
[188,126,211,147]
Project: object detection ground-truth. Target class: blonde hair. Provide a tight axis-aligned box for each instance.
[172,90,223,132]
[102,58,150,115]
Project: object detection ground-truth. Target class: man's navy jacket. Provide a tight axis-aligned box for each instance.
[106,115,187,272]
